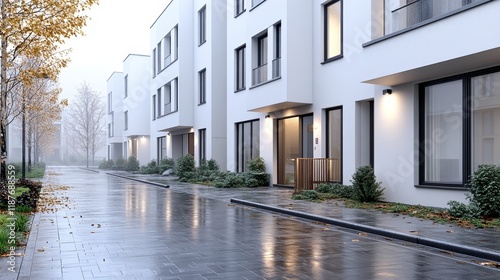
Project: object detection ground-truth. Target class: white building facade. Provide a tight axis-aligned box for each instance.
[149,0,227,166]
[106,0,500,208]
[106,54,151,165]
[225,0,500,208]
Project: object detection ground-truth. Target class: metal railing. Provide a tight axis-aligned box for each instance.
[294,158,341,193]
[252,63,268,85]
[272,57,281,79]
[390,0,478,33]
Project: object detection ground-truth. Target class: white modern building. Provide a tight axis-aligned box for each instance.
[106,0,500,208]
[106,54,151,165]
[149,0,227,166]
[224,0,500,207]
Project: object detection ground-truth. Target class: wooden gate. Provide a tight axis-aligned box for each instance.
[294,158,340,192]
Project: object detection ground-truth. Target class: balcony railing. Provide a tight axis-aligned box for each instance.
[389,0,478,34]
[294,158,341,193]
[272,57,281,79]
[252,63,268,86]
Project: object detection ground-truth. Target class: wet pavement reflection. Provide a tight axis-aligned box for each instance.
[16,167,500,279]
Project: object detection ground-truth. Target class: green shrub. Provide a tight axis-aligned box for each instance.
[292,190,320,201]
[176,154,196,180]
[316,183,353,199]
[207,159,220,171]
[98,159,114,169]
[15,214,30,232]
[467,165,500,218]
[212,172,245,188]
[141,160,159,174]
[115,158,126,170]
[247,157,266,173]
[158,158,175,174]
[351,165,384,203]
[125,155,140,171]
[0,229,8,254]
[15,179,43,209]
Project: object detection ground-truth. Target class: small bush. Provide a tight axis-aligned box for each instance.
[15,179,43,209]
[316,183,353,199]
[247,157,266,173]
[125,155,140,171]
[141,160,160,174]
[159,158,175,174]
[351,165,384,203]
[213,172,245,188]
[115,158,126,170]
[292,190,320,201]
[176,154,196,180]
[468,165,500,218]
[207,159,220,171]
[0,230,9,254]
[15,214,30,232]
[98,159,114,170]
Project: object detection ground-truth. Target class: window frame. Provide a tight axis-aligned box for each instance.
[124,111,128,131]
[418,65,500,189]
[108,92,113,113]
[198,5,207,46]
[199,128,206,163]
[157,136,167,163]
[235,0,245,17]
[152,94,156,120]
[235,45,246,92]
[236,119,260,173]
[199,68,206,105]
[322,0,343,63]
[124,75,128,98]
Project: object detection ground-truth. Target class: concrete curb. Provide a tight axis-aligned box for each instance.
[106,172,170,188]
[79,167,100,173]
[230,198,500,263]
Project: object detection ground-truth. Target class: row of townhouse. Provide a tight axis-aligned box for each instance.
[107,0,500,208]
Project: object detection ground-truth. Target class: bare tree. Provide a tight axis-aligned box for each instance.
[66,82,106,167]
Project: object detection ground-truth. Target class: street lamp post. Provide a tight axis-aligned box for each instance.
[22,100,26,179]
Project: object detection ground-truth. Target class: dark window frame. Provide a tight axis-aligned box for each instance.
[199,128,206,163]
[325,106,343,184]
[199,68,206,105]
[235,0,245,17]
[322,0,343,63]
[199,5,207,46]
[235,45,246,92]
[236,119,260,173]
[418,65,500,189]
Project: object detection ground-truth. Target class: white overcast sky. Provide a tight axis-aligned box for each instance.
[58,0,170,100]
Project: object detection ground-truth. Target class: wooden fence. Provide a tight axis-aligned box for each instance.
[294,158,341,192]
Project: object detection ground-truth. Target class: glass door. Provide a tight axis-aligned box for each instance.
[277,115,314,185]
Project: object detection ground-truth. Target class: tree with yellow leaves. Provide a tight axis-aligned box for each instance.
[0,0,99,180]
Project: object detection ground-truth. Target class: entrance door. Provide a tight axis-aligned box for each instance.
[277,115,314,185]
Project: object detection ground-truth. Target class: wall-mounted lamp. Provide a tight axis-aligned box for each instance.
[265,114,271,119]
[383,89,392,95]
[167,132,171,136]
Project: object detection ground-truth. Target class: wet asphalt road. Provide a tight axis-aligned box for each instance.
[12,167,500,279]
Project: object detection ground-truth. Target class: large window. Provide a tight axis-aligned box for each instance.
[199,6,206,45]
[235,45,245,91]
[324,0,342,62]
[156,78,178,117]
[157,136,167,161]
[236,120,260,172]
[157,41,162,72]
[386,0,479,35]
[199,69,206,104]
[199,129,206,163]
[152,48,157,77]
[419,67,500,187]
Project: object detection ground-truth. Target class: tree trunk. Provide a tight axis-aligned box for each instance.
[1,13,8,181]
[28,120,33,172]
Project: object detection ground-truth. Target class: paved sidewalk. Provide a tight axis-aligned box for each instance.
[110,171,500,262]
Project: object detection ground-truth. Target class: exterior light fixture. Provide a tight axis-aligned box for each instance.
[383,89,392,95]
[265,114,271,119]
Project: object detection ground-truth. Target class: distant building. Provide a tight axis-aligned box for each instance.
[106,54,151,165]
